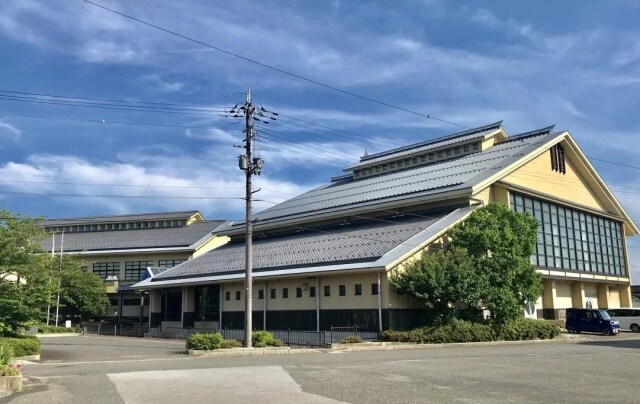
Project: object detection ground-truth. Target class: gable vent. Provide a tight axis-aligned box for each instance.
[550,144,566,174]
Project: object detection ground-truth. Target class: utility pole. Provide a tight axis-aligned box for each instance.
[46,233,55,326]
[238,89,264,348]
[55,231,64,327]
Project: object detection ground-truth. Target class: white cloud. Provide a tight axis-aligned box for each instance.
[0,153,312,219]
[0,120,21,141]
[140,74,185,93]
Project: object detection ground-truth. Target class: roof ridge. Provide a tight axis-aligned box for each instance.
[503,125,556,142]
[357,121,503,163]
[42,210,201,222]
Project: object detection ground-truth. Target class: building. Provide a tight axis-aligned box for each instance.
[632,285,640,308]
[41,211,227,322]
[133,122,638,333]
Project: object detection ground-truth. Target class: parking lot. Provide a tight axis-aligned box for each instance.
[9,332,640,403]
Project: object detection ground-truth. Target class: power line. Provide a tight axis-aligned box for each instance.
[0,94,227,117]
[0,112,212,130]
[0,191,245,200]
[0,89,227,109]
[81,0,468,129]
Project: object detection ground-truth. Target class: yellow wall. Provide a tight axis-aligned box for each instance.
[555,282,573,309]
[193,236,229,258]
[501,146,605,211]
[221,272,384,312]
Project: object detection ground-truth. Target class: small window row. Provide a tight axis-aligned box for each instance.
[225,283,380,301]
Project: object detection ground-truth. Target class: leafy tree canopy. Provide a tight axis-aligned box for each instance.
[391,203,543,325]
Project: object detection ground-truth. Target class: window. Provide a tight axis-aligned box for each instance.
[282,288,289,298]
[309,286,316,298]
[339,285,346,296]
[93,262,120,280]
[296,287,303,298]
[124,261,150,281]
[324,285,331,297]
[511,192,626,276]
[195,285,220,321]
[235,290,241,301]
[225,291,230,301]
[371,283,379,295]
[355,284,362,295]
[270,288,276,299]
[258,289,264,300]
[158,259,186,268]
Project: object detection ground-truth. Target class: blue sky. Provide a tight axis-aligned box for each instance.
[0,1,639,280]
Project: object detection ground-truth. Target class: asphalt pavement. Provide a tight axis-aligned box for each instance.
[4,333,640,403]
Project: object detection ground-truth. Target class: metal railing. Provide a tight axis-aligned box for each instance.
[152,326,379,347]
[83,323,379,347]
[84,322,147,338]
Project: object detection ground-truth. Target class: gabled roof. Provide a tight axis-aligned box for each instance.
[346,121,504,170]
[42,220,225,253]
[226,128,558,229]
[41,210,202,226]
[133,207,475,288]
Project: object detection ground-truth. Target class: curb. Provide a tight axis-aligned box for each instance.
[187,336,589,356]
[35,333,82,338]
[188,347,323,357]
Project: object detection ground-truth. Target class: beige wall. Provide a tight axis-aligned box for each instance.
[193,236,229,258]
[555,282,573,309]
[501,146,605,212]
[221,272,384,313]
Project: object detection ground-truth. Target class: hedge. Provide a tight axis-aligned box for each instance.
[380,319,560,344]
[252,331,284,347]
[0,336,41,357]
[186,333,223,350]
[37,324,81,334]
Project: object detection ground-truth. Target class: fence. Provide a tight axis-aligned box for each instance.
[84,322,147,338]
[84,322,379,347]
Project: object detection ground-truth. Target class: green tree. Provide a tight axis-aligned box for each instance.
[390,247,484,325]
[0,210,54,335]
[449,204,542,323]
[391,204,543,325]
[59,257,109,321]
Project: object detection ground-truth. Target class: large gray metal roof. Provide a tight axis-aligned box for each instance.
[152,210,455,281]
[247,129,561,224]
[41,210,201,226]
[41,220,224,252]
[346,121,503,170]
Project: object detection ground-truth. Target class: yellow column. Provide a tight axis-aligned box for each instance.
[542,279,557,318]
[597,284,611,309]
[619,284,632,307]
[571,282,585,308]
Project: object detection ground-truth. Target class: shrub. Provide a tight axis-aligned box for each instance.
[0,336,41,357]
[0,343,13,367]
[252,331,275,348]
[269,338,285,347]
[186,333,223,350]
[0,344,21,377]
[379,330,411,342]
[341,335,363,344]
[496,319,560,341]
[407,320,494,344]
[220,339,243,349]
[37,324,80,334]
[380,319,560,344]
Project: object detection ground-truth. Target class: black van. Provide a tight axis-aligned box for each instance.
[565,308,620,335]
